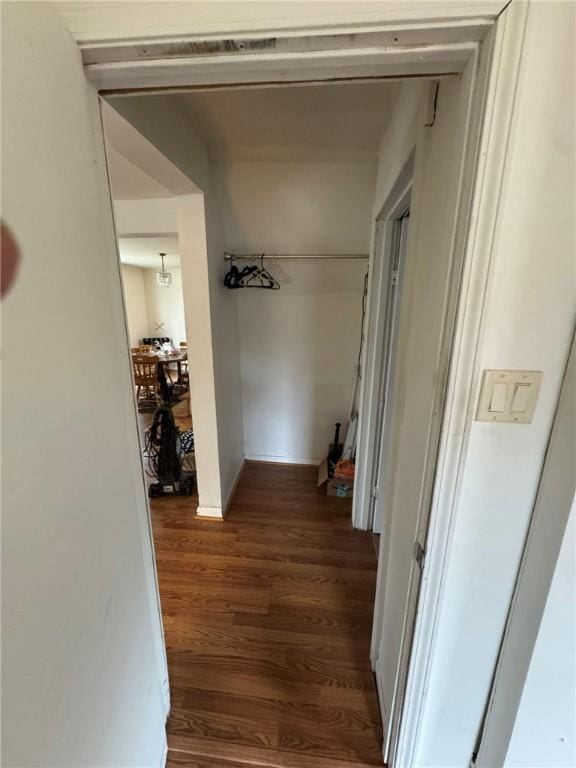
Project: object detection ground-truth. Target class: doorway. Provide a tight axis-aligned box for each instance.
[103,80,393,767]
[99,64,483,766]
[101,107,197,504]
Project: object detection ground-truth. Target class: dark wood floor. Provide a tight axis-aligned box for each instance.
[151,461,383,768]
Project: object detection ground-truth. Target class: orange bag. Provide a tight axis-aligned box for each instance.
[334,459,355,480]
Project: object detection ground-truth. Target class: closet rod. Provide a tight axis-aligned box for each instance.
[224,252,368,261]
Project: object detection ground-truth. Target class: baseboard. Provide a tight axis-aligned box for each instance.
[245,454,321,467]
[223,459,245,516]
[195,505,223,519]
[196,457,316,520]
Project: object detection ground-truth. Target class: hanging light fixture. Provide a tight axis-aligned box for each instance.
[156,252,172,288]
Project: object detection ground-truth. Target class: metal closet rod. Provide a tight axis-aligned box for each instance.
[224,251,369,261]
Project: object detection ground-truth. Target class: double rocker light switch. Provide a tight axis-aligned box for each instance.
[476,370,543,423]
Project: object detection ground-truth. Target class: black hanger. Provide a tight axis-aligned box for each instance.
[224,263,241,288]
[224,255,280,290]
[242,255,280,290]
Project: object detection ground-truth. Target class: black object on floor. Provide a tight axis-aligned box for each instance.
[145,403,195,497]
[327,422,343,477]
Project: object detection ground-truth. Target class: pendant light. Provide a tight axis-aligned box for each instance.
[156,252,172,288]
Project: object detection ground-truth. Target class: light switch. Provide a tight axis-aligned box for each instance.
[511,383,531,413]
[476,370,543,423]
[490,382,508,412]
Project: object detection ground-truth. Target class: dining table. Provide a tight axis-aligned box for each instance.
[147,350,188,402]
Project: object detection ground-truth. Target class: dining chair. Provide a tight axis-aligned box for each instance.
[132,354,160,405]
[175,346,189,391]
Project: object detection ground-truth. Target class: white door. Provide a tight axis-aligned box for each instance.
[2,5,168,766]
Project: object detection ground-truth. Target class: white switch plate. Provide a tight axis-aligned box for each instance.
[476,370,543,423]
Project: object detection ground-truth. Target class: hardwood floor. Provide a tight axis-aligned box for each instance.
[151,461,383,768]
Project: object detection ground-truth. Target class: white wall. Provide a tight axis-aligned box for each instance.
[2,5,167,766]
[239,259,367,463]
[143,267,187,345]
[114,197,177,236]
[415,2,576,764]
[121,264,149,346]
[107,145,173,200]
[214,159,376,254]
[215,157,375,463]
[121,264,187,347]
[504,496,576,767]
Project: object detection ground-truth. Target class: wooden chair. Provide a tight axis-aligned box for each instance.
[180,357,189,390]
[137,344,153,354]
[175,348,189,391]
[132,354,160,405]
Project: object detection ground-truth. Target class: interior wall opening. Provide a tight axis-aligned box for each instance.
[99,78,408,768]
[97,68,475,768]
[100,103,210,508]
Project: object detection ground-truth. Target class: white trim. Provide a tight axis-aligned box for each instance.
[394,4,530,765]
[353,220,387,532]
[196,505,224,519]
[353,169,413,532]
[88,42,476,92]
[356,44,488,758]
[373,212,410,537]
[369,206,412,673]
[60,6,506,47]
[82,24,493,65]
[244,455,321,467]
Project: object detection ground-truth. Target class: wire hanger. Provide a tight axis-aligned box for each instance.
[224,254,280,290]
[242,255,280,289]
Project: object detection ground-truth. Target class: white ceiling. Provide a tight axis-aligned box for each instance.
[118,237,180,269]
[104,81,397,202]
[174,81,398,160]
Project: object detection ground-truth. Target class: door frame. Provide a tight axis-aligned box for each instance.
[71,14,498,93]
[354,166,413,534]
[67,4,529,763]
[394,5,530,764]
[372,205,411,537]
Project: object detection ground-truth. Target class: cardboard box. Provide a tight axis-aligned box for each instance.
[327,478,354,498]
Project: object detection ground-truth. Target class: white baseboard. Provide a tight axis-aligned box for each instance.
[196,505,223,518]
[223,458,245,515]
[245,454,321,466]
